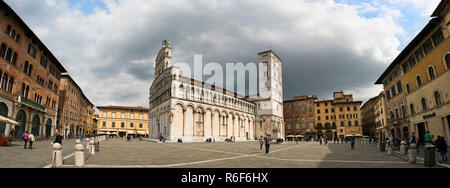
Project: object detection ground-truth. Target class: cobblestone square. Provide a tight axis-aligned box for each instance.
[81,139,432,168]
[1,138,443,168]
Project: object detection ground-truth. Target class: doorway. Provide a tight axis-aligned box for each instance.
[0,102,8,137]
[417,123,426,145]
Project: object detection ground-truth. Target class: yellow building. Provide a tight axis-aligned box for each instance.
[86,103,95,135]
[374,92,388,140]
[314,91,362,140]
[400,1,449,145]
[97,106,150,138]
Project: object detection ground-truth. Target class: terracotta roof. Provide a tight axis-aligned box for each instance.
[96,106,150,111]
[258,50,282,62]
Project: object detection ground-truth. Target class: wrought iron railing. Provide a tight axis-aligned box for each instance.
[18,96,45,111]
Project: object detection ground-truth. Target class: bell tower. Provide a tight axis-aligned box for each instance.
[155,40,172,78]
[255,50,285,139]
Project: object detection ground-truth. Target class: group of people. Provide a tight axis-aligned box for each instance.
[385,131,448,163]
[21,131,35,149]
[20,129,64,150]
[205,137,215,143]
[259,134,272,154]
[434,136,448,163]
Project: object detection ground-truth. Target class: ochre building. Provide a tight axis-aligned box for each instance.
[97,106,150,138]
[314,91,362,141]
[376,0,449,145]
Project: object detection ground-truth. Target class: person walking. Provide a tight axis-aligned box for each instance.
[264,134,271,154]
[22,131,29,149]
[442,137,448,162]
[9,128,15,143]
[424,131,432,146]
[319,137,323,145]
[51,129,63,145]
[28,133,35,149]
[259,136,264,150]
[350,136,355,150]
[436,136,447,163]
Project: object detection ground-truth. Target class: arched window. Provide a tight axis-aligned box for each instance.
[5,48,12,62]
[23,61,29,74]
[11,30,15,38]
[15,34,20,42]
[28,64,33,76]
[11,53,17,65]
[5,25,11,35]
[0,44,6,59]
[406,83,411,93]
[428,66,436,80]
[446,54,450,69]
[416,75,422,87]
[410,104,415,114]
[7,77,13,92]
[434,92,442,106]
[1,74,8,90]
[421,98,427,111]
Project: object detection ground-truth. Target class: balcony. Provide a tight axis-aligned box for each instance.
[17,96,45,112]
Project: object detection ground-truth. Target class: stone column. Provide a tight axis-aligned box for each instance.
[85,138,90,150]
[52,143,63,168]
[74,139,85,167]
[89,139,95,155]
[409,143,417,164]
[5,124,11,137]
[387,142,393,155]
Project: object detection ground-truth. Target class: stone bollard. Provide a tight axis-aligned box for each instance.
[94,137,99,152]
[387,143,393,155]
[52,143,63,168]
[409,143,417,164]
[74,139,85,167]
[89,139,95,155]
[400,141,406,154]
[85,138,90,150]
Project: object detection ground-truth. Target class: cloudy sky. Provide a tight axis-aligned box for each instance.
[5,0,441,107]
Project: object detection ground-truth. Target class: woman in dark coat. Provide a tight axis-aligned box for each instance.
[437,137,447,163]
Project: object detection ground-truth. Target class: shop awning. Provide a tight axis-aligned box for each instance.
[127,130,136,134]
[0,115,19,125]
[137,131,147,135]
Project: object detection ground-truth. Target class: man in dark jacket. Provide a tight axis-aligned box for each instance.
[350,137,355,150]
[264,134,271,154]
[436,137,447,163]
[51,129,63,145]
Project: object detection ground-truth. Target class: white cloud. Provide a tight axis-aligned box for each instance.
[5,0,425,106]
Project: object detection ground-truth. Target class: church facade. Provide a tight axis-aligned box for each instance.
[148,41,284,142]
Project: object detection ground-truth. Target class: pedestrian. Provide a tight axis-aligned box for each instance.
[424,131,432,146]
[319,137,323,145]
[259,136,264,150]
[28,133,35,149]
[9,128,15,143]
[436,137,447,163]
[51,129,63,145]
[264,134,271,154]
[350,136,355,150]
[22,131,29,149]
